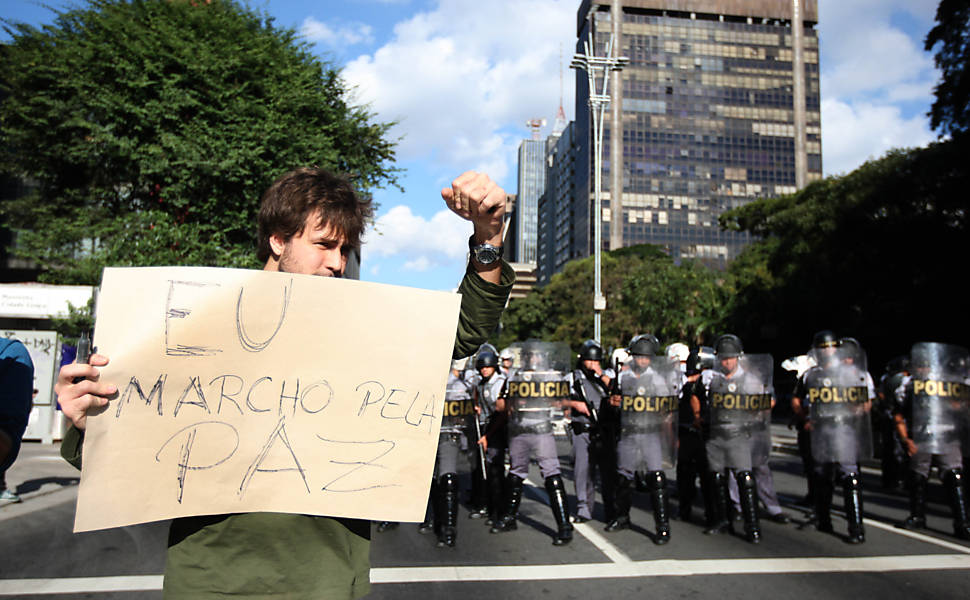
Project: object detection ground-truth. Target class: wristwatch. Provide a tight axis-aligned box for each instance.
[469,236,503,265]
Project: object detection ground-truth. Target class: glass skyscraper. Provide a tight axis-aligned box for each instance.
[572,0,821,266]
[515,138,547,264]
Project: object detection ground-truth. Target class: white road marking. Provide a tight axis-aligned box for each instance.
[5,555,970,595]
[864,518,970,555]
[524,476,631,563]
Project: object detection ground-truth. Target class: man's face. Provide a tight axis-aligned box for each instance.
[269,210,349,277]
[479,366,496,379]
[720,356,738,374]
[502,358,512,370]
[582,359,600,371]
[633,355,651,371]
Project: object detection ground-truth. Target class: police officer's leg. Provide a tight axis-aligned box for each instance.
[736,469,761,544]
[607,434,636,531]
[468,428,489,519]
[703,439,731,534]
[840,463,864,543]
[814,462,835,533]
[644,435,671,544]
[755,462,789,522]
[536,432,573,545]
[676,429,699,522]
[598,427,619,524]
[436,437,461,547]
[798,427,816,506]
[491,434,528,533]
[570,427,594,521]
[485,446,505,526]
[899,451,931,529]
[939,443,970,539]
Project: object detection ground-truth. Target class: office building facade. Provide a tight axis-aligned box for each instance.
[571,0,821,266]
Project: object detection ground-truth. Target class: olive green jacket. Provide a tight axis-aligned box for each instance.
[62,262,513,599]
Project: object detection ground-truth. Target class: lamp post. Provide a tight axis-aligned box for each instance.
[571,31,628,343]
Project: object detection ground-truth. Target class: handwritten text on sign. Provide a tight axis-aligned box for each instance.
[75,267,460,532]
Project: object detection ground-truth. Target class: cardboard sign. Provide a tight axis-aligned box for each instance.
[75,267,460,532]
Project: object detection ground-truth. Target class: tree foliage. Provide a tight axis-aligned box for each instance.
[925,0,970,137]
[497,245,729,354]
[720,136,970,369]
[0,0,398,284]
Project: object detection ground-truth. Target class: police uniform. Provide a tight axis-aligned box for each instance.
[793,334,874,543]
[893,342,970,539]
[490,341,573,546]
[676,347,713,525]
[605,335,679,545]
[469,353,508,525]
[697,335,772,544]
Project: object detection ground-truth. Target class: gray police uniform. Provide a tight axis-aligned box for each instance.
[568,368,613,520]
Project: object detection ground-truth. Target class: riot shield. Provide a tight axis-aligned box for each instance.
[806,351,873,464]
[442,372,474,435]
[618,356,681,469]
[506,341,571,436]
[908,342,970,455]
[708,353,774,467]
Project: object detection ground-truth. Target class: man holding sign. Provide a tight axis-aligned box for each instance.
[55,168,513,599]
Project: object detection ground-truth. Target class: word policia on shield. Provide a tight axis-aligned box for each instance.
[74,267,461,532]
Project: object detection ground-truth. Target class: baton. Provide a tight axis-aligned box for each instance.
[474,385,488,480]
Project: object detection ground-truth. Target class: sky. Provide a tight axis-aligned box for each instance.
[2,0,943,291]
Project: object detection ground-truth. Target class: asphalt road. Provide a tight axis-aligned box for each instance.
[2,437,970,599]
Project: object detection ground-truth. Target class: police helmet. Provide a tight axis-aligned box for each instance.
[499,348,514,361]
[666,342,690,363]
[475,351,499,370]
[812,330,839,349]
[629,334,660,357]
[451,358,468,371]
[578,339,604,361]
[714,334,743,358]
[839,337,863,361]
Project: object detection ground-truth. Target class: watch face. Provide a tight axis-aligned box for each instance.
[475,246,499,264]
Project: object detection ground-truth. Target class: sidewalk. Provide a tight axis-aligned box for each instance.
[0,441,80,521]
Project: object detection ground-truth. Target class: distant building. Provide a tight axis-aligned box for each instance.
[537,121,581,286]
[514,138,546,264]
[569,0,821,268]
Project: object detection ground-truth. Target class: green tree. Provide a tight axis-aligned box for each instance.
[497,245,729,353]
[0,0,398,284]
[925,0,970,137]
[720,136,970,369]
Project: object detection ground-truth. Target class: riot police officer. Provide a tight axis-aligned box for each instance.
[566,339,615,523]
[490,341,574,546]
[894,342,970,540]
[694,334,773,544]
[607,334,681,545]
[677,346,715,525]
[877,356,909,489]
[430,359,476,547]
[792,332,873,543]
[470,348,508,525]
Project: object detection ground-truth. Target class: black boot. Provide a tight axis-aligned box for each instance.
[737,470,761,544]
[546,475,574,546]
[437,473,459,547]
[468,456,488,519]
[490,473,523,533]
[843,472,865,544]
[703,471,730,535]
[815,470,834,534]
[605,475,633,532]
[898,472,928,530]
[648,471,671,545]
[944,469,970,540]
[485,458,505,526]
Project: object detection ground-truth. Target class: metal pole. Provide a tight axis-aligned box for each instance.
[572,26,628,345]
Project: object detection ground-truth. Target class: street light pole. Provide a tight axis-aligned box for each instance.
[571,31,628,344]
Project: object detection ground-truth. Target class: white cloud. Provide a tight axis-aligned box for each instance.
[820,98,934,176]
[342,0,576,182]
[300,16,374,47]
[816,0,940,175]
[362,204,472,270]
